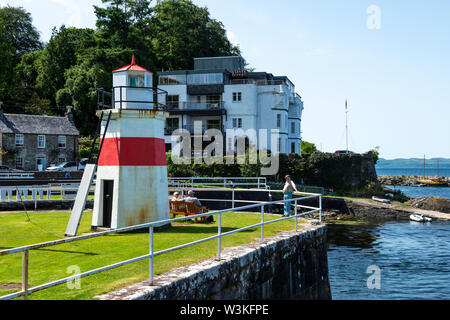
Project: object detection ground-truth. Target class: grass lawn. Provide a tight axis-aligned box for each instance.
[0,209,307,300]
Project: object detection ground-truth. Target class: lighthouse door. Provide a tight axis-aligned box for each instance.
[102,180,114,228]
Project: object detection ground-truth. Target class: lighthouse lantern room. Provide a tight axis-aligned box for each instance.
[91,55,169,230]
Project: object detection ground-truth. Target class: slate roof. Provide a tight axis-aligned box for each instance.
[0,113,79,136]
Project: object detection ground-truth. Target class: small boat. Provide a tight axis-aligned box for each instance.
[417,157,449,187]
[372,196,391,204]
[410,214,432,222]
[416,178,448,187]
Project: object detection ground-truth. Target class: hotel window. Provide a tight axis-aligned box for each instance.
[291,142,296,154]
[277,138,281,153]
[291,122,296,134]
[276,114,281,128]
[58,136,66,149]
[15,157,23,169]
[233,92,242,102]
[232,118,242,128]
[58,156,66,164]
[15,134,24,147]
[206,95,221,109]
[38,135,46,149]
[285,115,288,128]
[207,120,221,130]
[165,118,179,134]
[167,95,179,109]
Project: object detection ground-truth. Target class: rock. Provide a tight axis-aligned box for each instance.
[408,197,450,214]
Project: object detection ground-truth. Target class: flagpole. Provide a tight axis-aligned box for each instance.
[345,100,349,153]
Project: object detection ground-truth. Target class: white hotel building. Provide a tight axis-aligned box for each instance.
[158,56,304,155]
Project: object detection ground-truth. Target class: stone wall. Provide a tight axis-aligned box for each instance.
[97,224,331,300]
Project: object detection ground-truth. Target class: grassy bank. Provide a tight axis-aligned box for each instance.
[0,210,306,300]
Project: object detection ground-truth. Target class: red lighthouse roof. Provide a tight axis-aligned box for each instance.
[112,55,153,74]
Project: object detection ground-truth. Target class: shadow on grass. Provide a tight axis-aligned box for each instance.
[0,246,99,256]
[115,224,255,236]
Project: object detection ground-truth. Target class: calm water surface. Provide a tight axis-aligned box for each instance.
[327,220,450,300]
[386,185,450,199]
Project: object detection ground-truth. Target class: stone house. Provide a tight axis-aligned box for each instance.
[0,107,79,171]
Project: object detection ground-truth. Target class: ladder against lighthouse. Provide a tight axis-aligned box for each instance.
[65,111,112,237]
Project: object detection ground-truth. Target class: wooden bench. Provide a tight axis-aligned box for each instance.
[169,200,208,223]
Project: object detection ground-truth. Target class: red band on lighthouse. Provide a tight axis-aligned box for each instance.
[98,137,166,166]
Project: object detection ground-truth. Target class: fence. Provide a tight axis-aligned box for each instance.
[267,182,325,195]
[0,193,322,300]
[0,172,34,179]
[169,177,268,190]
[0,184,95,207]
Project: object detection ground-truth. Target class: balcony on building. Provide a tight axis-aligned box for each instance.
[164,119,224,136]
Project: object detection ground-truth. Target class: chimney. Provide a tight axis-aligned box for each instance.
[65,106,74,124]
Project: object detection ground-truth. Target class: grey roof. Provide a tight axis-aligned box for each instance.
[0,113,79,135]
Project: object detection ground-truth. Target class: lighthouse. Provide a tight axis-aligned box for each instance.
[91,55,169,230]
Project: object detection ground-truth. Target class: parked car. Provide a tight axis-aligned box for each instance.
[0,165,21,172]
[46,160,86,172]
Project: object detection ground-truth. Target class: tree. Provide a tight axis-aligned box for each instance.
[301,141,318,154]
[58,47,133,135]
[0,6,42,56]
[0,25,15,100]
[150,0,240,70]
[94,0,156,70]
[34,26,96,106]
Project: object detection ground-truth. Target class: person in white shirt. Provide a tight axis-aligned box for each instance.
[283,175,299,216]
[172,192,182,201]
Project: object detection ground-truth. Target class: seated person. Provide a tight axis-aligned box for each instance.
[171,192,182,201]
[183,190,202,210]
[184,190,213,222]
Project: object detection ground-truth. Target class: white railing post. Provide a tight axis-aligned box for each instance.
[295,199,298,232]
[217,212,222,260]
[319,195,322,223]
[149,226,154,285]
[261,205,265,243]
[232,188,235,209]
[22,250,29,300]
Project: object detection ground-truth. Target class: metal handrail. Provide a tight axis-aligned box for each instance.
[0,193,322,300]
[97,86,169,111]
[169,177,268,189]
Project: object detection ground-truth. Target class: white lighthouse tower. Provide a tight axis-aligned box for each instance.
[91,55,170,230]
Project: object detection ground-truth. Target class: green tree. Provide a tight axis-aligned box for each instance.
[301,141,318,154]
[58,47,133,135]
[151,0,240,70]
[0,25,15,100]
[35,26,96,106]
[94,0,156,70]
[0,6,42,56]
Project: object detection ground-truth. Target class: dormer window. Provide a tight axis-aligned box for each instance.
[129,74,145,87]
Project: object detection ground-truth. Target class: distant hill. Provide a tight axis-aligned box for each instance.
[376,158,450,169]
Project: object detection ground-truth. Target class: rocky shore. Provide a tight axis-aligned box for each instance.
[408,197,450,214]
[299,196,450,221]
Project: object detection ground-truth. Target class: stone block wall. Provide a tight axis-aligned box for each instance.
[97,224,331,300]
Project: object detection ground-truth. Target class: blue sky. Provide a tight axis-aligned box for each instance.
[3,0,450,159]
